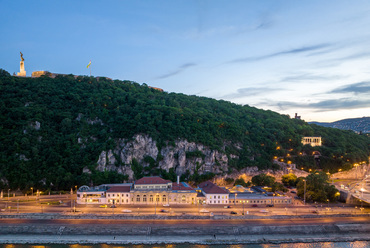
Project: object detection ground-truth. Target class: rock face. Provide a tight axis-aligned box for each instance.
[94,134,237,180]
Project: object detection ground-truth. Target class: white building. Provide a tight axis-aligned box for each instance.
[198,181,229,204]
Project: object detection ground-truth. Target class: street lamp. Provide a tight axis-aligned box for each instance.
[242,200,245,215]
[31,187,33,197]
[303,179,306,205]
[354,163,359,179]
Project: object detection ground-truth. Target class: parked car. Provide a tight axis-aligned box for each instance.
[252,204,258,207]
[163,204,170,207]
[99,204,108,208]
[110,205,116,208]
[160,209,169,213]
[122,209,132,213]
[224,205,232,208]
[266,204,274,207]
[312,210,319,214]
[199,209,210,213]
[230,211,238,215]
[260,209,269,213]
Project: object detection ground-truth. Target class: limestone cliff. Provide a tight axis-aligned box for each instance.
[93,134,238,180]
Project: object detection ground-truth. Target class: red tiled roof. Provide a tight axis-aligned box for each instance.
[198,181,228,194]
[135,176,170,185]
[106,186,131,193]
[172,182,194,191]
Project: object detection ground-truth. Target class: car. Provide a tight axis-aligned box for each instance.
[99,204,108,208]
[163,204,170,207]
[122,209,132,213]
[260,209,269,213]
[252,204,258,207]
[224,205,232,208]
[160,209,169,213]
[110,205,116,208]
[291,191,296,194]
[312,210,319,214]
[199,209,210,213]
[230,211,237,215]
[266,204,274,207]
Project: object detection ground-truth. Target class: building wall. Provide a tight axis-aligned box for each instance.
[77,191,106,204]
[106,192,131,204]
[205,193,229,204]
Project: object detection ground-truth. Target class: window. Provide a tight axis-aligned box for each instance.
[210,196,212,199]
[156,195,160,202]
[162,195,166,202]
[149,195,153,202]
[181,195,186,202]
[122,194,124,197]
[108,194,110,197]
[143,195,147,202]
[126,194,129,197]
[77,194,80,197]
[112,194,115,197]
[136,195,140,202]
[218,196,220,199]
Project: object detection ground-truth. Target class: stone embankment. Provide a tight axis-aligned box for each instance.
[0,213,369,244]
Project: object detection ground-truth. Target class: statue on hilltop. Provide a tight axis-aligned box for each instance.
[20,52,24,61]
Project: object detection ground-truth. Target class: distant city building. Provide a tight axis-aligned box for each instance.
[302,137,322,147]
[294,113,301,119]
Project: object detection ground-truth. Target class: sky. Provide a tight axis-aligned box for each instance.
[1,0,370,122]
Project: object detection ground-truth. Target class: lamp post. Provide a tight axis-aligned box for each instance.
[242,200,245,215]
[7,189,10,212]
[354,164,359,179]
[303,179,306,205]
[31,187,33,197]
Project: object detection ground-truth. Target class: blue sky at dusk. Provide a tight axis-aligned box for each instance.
[1,0,370,122]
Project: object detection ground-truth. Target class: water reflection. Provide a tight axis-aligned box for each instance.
[1,242,370,248]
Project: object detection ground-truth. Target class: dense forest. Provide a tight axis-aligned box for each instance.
[0,69,369,191]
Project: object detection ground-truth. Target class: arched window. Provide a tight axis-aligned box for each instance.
[162,195,166,202]
[143,195,147,202]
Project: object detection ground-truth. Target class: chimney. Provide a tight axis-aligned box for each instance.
[177,175,180,184]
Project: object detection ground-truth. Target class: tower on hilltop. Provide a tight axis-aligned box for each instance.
[17,52,26,77]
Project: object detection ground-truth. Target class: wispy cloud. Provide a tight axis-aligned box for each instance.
[221,86,286,100]
[228,43,332,64]
[155,63,196,79]
[264,98,370,112]
[330,81,370,94]
[280,73,347,82]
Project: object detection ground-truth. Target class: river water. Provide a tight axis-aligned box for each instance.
[1,242,370,248]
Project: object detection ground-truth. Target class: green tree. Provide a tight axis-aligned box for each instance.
[251,173,275,187]
[281,173,298,187]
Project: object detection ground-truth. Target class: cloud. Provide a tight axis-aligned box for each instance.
[228,43,332,64]
[330,81,370,94]
[280,73,347,82]
[155,63,196,79]
[221,86,286,100]
[264,98,370,112]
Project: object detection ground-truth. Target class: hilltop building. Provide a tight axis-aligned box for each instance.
[302,137,322,147]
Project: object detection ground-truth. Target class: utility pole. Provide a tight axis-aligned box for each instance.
[303,179,306,205]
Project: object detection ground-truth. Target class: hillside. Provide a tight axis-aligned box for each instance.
[310,117,370,133]
[1,69,369,190]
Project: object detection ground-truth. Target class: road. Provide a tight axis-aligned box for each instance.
[1,216,369,227]
[1,193,369,216]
